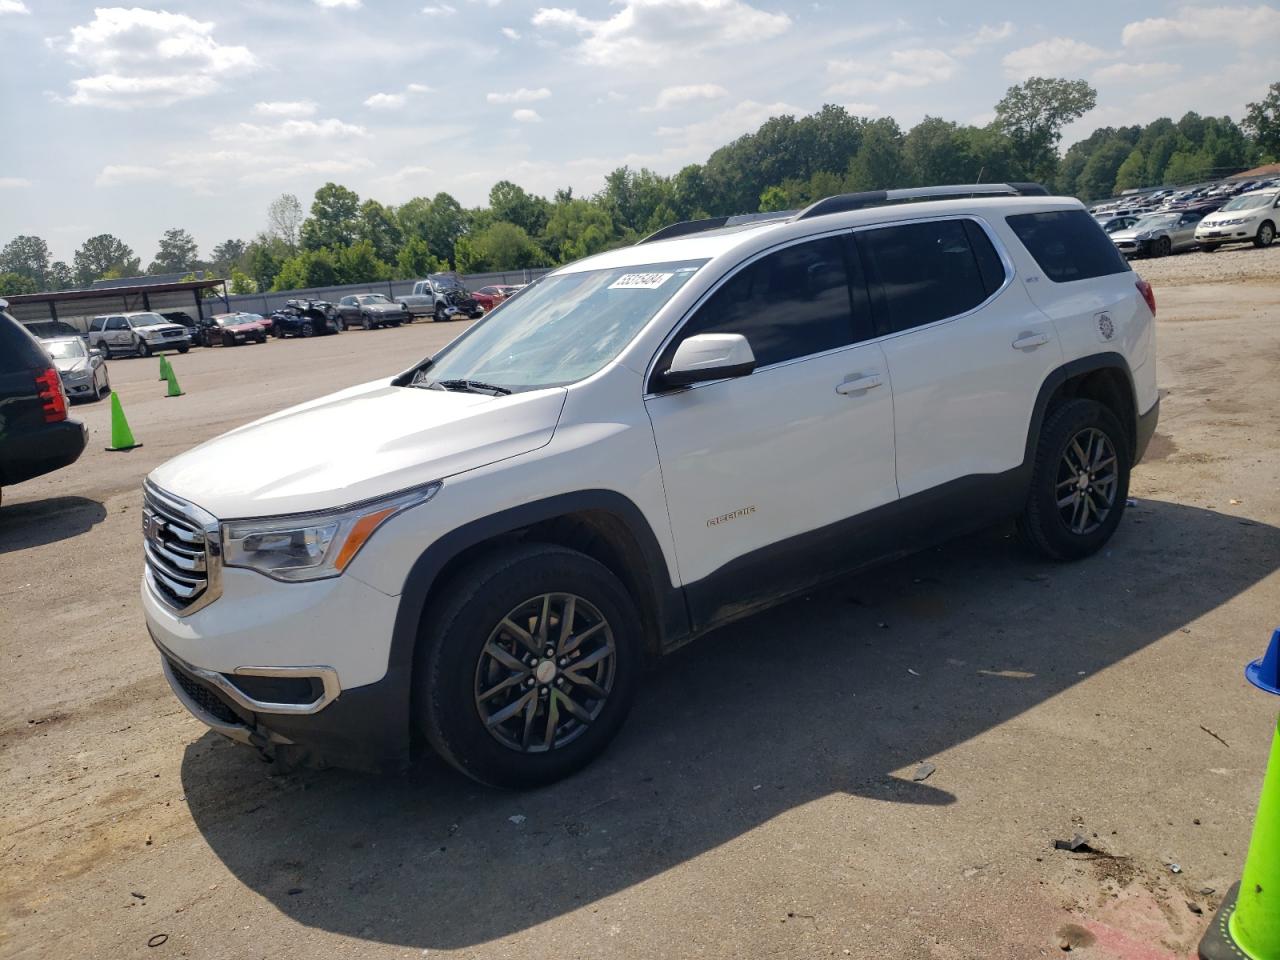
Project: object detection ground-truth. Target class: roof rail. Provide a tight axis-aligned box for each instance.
[638,209,798,245]
[792,182,1049,221]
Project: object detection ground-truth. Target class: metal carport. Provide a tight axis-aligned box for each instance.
[4,278,230,334]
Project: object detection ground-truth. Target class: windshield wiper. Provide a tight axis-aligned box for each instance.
[430,378,512,396]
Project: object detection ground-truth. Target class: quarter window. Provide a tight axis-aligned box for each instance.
[671,236,861,369]
[1006,209,1131,283]
[857,219,993,333]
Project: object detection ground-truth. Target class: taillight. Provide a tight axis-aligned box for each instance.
[1136,278,1156,316]
[35,367,68,423]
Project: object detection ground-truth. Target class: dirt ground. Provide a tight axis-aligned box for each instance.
[2,247,1279,960]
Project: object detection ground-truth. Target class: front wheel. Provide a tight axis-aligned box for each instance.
[1153,237,1172,257]
[136,339,150,358]
[177,344,189,354]
[1018,398,1130,561]
[302,321,316,338]
[1255,221,1275,248]
[417,544,640,788]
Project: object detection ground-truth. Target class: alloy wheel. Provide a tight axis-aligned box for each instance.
[1055,427,1119,536]
[474,592,617,753]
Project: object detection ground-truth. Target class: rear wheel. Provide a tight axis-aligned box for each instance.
[1018,398,1130,561]
[417,544,640,788]
[1255,221,1275,248]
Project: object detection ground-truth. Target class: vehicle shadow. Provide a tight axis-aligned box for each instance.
[180,499,1280,949]
[0,496,107,553]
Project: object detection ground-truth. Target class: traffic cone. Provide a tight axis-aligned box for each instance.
[164,364,184,398]
[104,392,141,451]
[158,355,170,381]
[1199,628,1280,960]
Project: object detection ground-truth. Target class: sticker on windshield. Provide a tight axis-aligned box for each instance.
[610,272,673,290]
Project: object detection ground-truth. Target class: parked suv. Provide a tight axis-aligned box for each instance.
[89,311,191,357]
[1195,188,1280,251]
[336,293,410,330]
[0,303,87,506]
[142,184,1159,788]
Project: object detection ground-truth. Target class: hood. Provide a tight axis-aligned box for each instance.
[53,356,88,374]
[1200,209,1257,226]
[364,302,403,313]
[138,322,186,336]
[1111,224,1168,241]
[149,380,568,518]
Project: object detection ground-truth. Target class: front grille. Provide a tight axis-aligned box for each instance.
[143,484,221,614]
[168,659,243,726]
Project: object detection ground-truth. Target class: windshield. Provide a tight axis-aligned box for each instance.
[417,259,707,393]
[1133,213,1177,230]
[131,313,168,327]
[1220,192,1274,211]
[358,295,390,305]
[45,340,86,359]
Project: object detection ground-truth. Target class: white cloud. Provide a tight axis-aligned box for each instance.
[57,8,256,109]
[1001,38,1108,80]
[533,0,790,66]
[95,152,374,190]
[0,176,32,188]
[487,86,551,103]
[501,26,520,39]
[364,84,433,109]
[1093,61,1181,83]
[826,49,957,96]
[1123,5,1280,47]
[377,164,435,184]
[254,100,317,117]
[950,21,1013,57]
[655,98,803,148]
[95,165,165,187]
[422,3,456,14]
[646,83,728,110]
[314,0,361,8]
[512,108,543,123]
[212,118,366,141]
[407,83,431,94]
[0,0,30,14]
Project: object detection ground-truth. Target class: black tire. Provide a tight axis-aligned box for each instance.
[87,371,103,402]
[362,314,373,331]
[417,543,641,789]
[1153,236,1172,257]
[222,332,235,347]
[136,339,150,358]
[302,321,316,338]
[178,344,189,354]
[1018,398,1130,561]
[434,305,445,323]
[1255,221,1275,248]
[98,342,111,359]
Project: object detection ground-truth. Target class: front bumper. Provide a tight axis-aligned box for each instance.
[1113,238,1151,257]
[61,375,96,398]
[146,334,191,351]
[1196,227,1253,244]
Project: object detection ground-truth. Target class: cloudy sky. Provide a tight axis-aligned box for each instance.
[1,1,1277,262]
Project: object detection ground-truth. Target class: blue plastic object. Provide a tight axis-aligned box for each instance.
[1245,628,1280,697]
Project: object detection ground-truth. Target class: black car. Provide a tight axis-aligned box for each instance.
[335,293,410,330]
[0,303,87,506]
[161,311,199,339]
[21,319,81,340]
[268,300,342,338]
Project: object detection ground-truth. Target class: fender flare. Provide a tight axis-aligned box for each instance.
[1023,352,1139,465]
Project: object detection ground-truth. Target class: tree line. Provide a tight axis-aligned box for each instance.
[3,78,1277,298]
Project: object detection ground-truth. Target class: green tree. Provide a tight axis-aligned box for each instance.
[228,267,256,294]
[994,77,1098,182]
[845,118,905,192]
[903,116,976,186]
[1076,140,1134,201]
[1243,81,1280,159]
[0,271,38,295]
[543,199,615,262]
[1113,148,1148,193]
[398,192,466,267]
[395,237,444,278]
[73,234,140,285]
[0,235,52,288]
[455,222,550,273]
[46,261,74,291]
[272,248,340,290]
[209,238,247,277]
[245,235,286,292]
[489,181,550,237]
[1163,149,1212,184]
[300,183,361,250]
[334,240,390,284]
[148,228,199,274]
[356,200,403,264]
[267,193,304,251]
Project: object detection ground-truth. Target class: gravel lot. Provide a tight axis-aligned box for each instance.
[2,255,1279,959]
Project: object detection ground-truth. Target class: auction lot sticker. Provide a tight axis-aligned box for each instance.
[610,272,673,290]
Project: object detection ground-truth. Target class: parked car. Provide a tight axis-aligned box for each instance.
[198,312,270,347]
[398,295,435,321]
[161,311,199,338]
[1099,215,1139,234]
[88,311,191,357]
[41,336,109,401]
[0,303,87,507]
[21,319,81,340]
[268,300,341,338]
[142,182,1158,788]
[471,285,524,311]
[336,294,409,330]
[1195,188,1280,251]
[1109,209,1208,257]
[411,273,485,321]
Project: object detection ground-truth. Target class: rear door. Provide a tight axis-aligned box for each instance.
[861,216,1061,498]
[645,234,898,627]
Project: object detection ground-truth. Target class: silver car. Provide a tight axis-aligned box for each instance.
[1109,209,1208,258]
[42,336,110,402]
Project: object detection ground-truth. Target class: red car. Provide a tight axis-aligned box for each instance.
[472,284,523,312]
[200,312,271,347]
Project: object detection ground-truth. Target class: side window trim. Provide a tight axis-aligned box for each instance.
[644,227,872,393]
[854,214,1015,340]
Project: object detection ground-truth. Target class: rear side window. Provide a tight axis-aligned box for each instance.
[0,310,52,373]
[673,236,861,368]
[857,219,991,333]
[1006,209,1131,283]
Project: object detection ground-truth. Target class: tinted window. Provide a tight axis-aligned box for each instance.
[674,236,860,368]
[1006,209,1131,283]
[0,310,51,374]
[858,219,990,333]
[90,317,105,331]
[962,220,1008,297]
[106,317,128,330]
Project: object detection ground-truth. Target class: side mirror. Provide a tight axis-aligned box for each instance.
[659,333,756,389]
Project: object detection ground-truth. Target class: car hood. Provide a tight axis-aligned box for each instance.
[53,357,89,374]
[1199,211,1256,227]
[1111,225,1168,241]
[149,380,568,518]
[137,323,187,336]
[363,303,403,313]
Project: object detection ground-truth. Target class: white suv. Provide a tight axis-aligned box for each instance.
[89,311,192,357]
[141,184,1159,787]
[1195,187,1280,251]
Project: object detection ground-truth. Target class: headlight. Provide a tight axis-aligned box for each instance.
[221,482,441,582]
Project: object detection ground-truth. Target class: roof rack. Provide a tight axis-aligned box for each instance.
[637,182,1049,245]
[793,182,1048,220]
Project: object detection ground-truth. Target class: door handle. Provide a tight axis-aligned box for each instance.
[836,374,884,395]
[1012,332,1050,350]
